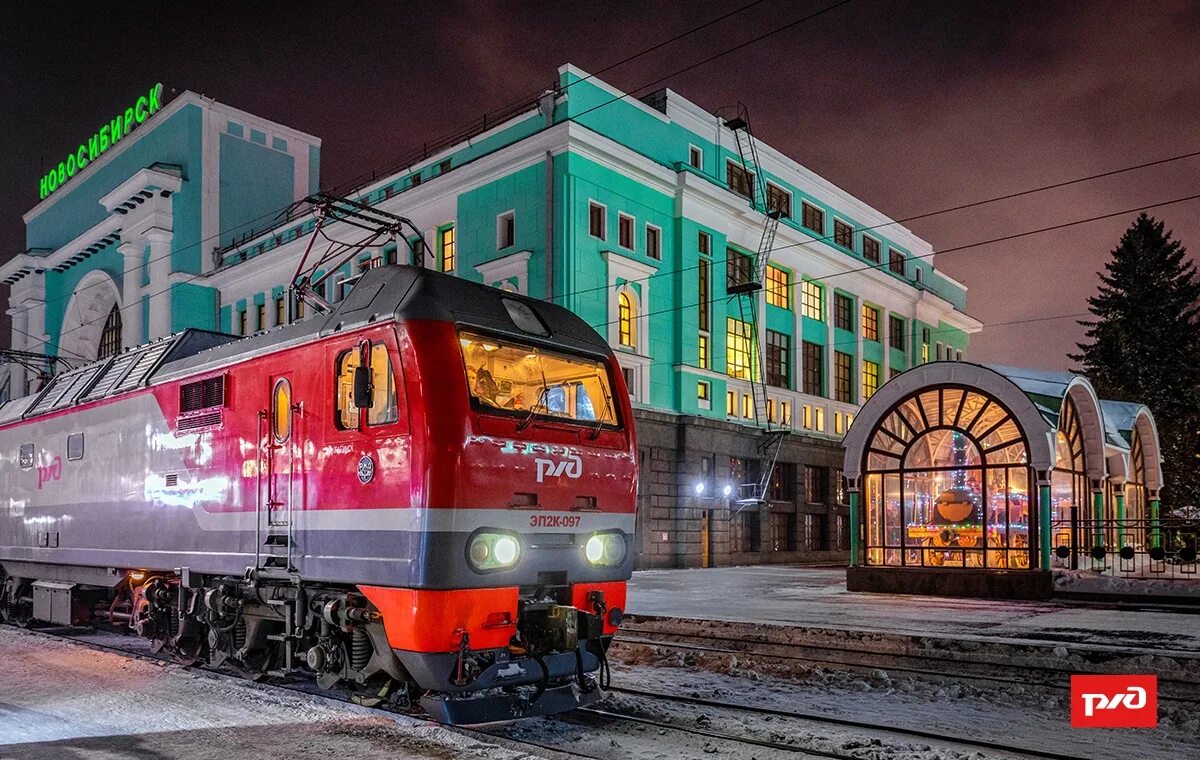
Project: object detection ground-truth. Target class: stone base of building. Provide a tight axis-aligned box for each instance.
[846,566,1054,600]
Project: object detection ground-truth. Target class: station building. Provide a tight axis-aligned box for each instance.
[841,362,1180,598]
[2,65,980,569]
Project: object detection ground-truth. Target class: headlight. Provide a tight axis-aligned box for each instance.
[467,531,522,572]
[584,531,626,567]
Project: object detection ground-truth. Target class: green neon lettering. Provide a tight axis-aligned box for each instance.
[57,162,66,186]
[87,134,99,161]
[99,125,110,152]
[110,116,123,144]
[39,175,49,200]
[76,145,88,171]
[135,96,148,123]
[149,83,162,112]
[66,153,77,177]
[46,171,57,193]
[124,107,134,135]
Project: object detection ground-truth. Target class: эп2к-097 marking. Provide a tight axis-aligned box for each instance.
[0,265,637,724]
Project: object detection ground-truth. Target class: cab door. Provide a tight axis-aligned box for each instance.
[259,374,300,569]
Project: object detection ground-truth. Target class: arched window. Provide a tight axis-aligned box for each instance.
[98,305,122,360]
[617,291,635,349]
[861,386,1031,569]
[1049,397,1087,531]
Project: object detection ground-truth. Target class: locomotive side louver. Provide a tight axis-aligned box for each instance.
[178,410,222,431]
[177,375,225,431]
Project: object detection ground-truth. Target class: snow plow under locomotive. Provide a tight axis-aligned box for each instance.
[0,265,636,723]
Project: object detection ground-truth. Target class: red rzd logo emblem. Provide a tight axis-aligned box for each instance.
[1070,675,1157,728]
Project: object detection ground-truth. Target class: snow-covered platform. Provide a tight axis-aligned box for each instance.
[626,565,1200,651]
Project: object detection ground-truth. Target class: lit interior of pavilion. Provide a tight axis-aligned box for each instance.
[841,363,1192,598]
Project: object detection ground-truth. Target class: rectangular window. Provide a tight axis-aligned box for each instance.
[275,297,285,326]
[256,303,266,332]
[727,389,736,417]
[336,342,400,429]
[618,213,634,249]
[727,160,754,199]
[698,334,710,369]
[862,305,879,341]
[936,342,944,361]
[766,264,790,309]
[698,231,712,256]
[726,318,754,380]
[689,145,703,170]
[66,433,84,461]
[834,351,853,403]
[19,442,34,469]
[835,411,844,435]
[766,183,792,218]
[863,235,881,263]
[765,330,791,389]
[801,202,824,234]
[780,401,791,426]
[801,280,823,321]
[888,248,905,275]
[833,293,852,331]
[726,248,753,290]
[459,332,619,428]
[890,367,902,380]
[806,466,827,504]
[588,202,606,240]
[439,225,456,272]
[802,404,812,429]
[698,258,711,332]
[805,513,829,551]
[741,393,753,419]
[802,341,823,396]
[769,462,797,502]
[697,381,711,402]
[888,315,905,350]
[646,224,661,260]
[834,219,854,249]
[863,359,880,400]
[238,310,247,336]
[497,211,515,249]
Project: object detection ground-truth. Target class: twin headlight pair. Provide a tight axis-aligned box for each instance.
[466,529,626,572]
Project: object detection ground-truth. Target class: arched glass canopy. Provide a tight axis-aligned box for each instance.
[862,386,1032,569]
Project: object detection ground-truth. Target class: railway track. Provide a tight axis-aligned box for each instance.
[613,617,1200,703]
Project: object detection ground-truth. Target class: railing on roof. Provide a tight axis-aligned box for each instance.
[214,90,551,259]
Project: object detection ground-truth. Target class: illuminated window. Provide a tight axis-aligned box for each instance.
[618,213,635,249]
[272,378,292,443]
[801,202,824,234]
[834,352,853,403]
[618,291,636,348]
[862,305,879,341]
[801,280,823,321]
[834,219,853,249]
[834,293,852,331]
[863,360,880,400]
[888,248,905,275]
[588,202,606,239]
[835,412,844,435]
[727,160,754,199]
[335,343,399,429]
[439,225,456,272]
[780,401,792,426]
[742,393,752,418]
[698,334,710,369]
[766,398,776,422]
[889,315,905,350]
[727,389,736,417]
[921,344,930,363]
[863,235,881,263]
[726,318,754,380]
[766,183,791,218]
[98,305,122,360]
[698,381,711,403]
[766,265,790,309]
[814,406,825,432]
[802,404,812,429]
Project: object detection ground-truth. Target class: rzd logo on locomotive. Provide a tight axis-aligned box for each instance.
[535,451,582,483]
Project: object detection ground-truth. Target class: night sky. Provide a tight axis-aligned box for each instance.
[3,0,1198,369]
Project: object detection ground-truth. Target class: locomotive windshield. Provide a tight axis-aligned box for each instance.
[459,332,619,427]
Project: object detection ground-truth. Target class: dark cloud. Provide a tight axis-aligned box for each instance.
[1,0,1197,368]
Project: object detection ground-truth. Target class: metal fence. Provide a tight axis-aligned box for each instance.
[1050,515,1198,579]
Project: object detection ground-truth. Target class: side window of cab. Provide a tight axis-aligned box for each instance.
[335,342,400,430]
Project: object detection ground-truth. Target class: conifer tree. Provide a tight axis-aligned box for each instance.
[1072,213,1200,511]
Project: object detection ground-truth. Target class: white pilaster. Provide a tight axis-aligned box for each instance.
[146,229,174,339]
[118,242,145,348]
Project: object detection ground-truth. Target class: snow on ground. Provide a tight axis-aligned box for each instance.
[1053,567,1200,598]
[0,627,536,759]
[627,566,1200,651]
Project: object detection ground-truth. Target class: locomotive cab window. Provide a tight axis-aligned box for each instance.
[19,443,34,469]
[67,433,85,461]
[336,343,399,429]
[459,332,619,428]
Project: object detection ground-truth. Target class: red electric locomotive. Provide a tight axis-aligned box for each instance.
[0,265,637,723]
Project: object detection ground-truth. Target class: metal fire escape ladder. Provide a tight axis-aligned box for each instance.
[722,104,787,514]
[287,192,432,318]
